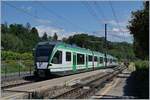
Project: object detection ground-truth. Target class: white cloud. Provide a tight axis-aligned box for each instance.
[92,28,132,43]
[105,20,127,27]
[112,27,120,32]
[36,25,64,40]
[35,19,51,25]
[36,25,132,43]
[111,27,129,32]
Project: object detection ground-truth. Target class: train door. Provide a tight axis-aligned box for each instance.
[72,52,76,72]
[86,54,88,69]
[97,57,99,67]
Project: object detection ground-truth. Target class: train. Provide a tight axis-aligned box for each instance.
[34,41,118,77]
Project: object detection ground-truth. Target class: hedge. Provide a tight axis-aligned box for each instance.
[2,51,33,60]
[134,60,149,98]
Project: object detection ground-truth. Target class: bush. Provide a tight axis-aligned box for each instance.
[21,53,33,60]
[1,60,34,74]
[135,60,149,70]
[134,60,149,98]
[2,51,33,60]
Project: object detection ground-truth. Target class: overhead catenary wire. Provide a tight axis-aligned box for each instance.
[4,2,63,30]
[82,1,105,37]
[5,1,97,38]
[89,1,128,42]
[108,1,126,41]
[82,1,102,25]
[93,1,108,22]
[82,1,128,41]
[4,1,129,42]
[36,1,88,32]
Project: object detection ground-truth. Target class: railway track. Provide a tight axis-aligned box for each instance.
[1,79,33,90]
[50,66,125,99]
[1,66,115,90]
[1,71,33,82]
[2,66,125,99]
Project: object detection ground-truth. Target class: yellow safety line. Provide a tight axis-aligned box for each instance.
[98,78,120,98]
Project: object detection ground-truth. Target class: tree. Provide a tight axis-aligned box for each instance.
[29,27,40,47]
[1,23,40,52]
[26,22,31,32]
[1,33,23,52]
[53,33,58,41]
[62,37,67,42]
[41,32,48,41]
[48,35,52,41]
[1,22,8,34]
[63,33,135,60]
[127,1,149,59]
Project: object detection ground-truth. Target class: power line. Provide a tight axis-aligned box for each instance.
[36,1,88,32]
[108,1,126,41]
[84,1,129,42]
[85,1,129,42]
[93,1,107,22]
[4,2,63,29]
[4,2,39,20]
[4,1,129,42]
[82,1,105,38]
[82,1,102,25]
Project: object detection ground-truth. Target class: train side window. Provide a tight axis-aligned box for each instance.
[107,59,109,62]
[66,52,71,61]
[77,53,85,65]
[88,55,92,61]
[99,57,103,63]
[110,59,112,63]
[94,56,97,62]
[52,50,62,64]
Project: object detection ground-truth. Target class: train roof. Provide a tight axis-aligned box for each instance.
[37,41,117,59]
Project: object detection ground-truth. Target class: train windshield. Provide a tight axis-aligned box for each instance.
[35,45,54,62]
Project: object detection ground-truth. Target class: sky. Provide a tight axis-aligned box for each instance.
[1,1,143,43]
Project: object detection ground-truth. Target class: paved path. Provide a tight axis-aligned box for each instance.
[91,69,136,99]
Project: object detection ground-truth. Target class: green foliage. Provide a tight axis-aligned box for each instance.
[2,51,33,60]
[127,1,149,59]
[133,60,149,98]
[53,33,58,41]
[134,60,149,70]
[1,60,34,74]
[21,53,33,60]
[1,23,40,52]
[2,33,23,52]
[63,34,135,60]
[41,32,48,41]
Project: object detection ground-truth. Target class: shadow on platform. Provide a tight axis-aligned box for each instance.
[23,74,61,82]
[123,70,149,99]
[123,71,138,98]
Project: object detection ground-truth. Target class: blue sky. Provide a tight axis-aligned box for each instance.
[1,1,143,43]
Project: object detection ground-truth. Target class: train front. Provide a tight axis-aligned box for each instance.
[34,42,55,77]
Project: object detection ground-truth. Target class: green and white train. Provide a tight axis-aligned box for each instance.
[34,41,118,77]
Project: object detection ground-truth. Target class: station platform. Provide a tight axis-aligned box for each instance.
[91,69,136,99]
[2,68,112,99]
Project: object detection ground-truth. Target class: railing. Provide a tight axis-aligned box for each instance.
[1,60,34,81]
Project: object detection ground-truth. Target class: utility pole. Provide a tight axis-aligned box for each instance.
[105,24,107,68]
